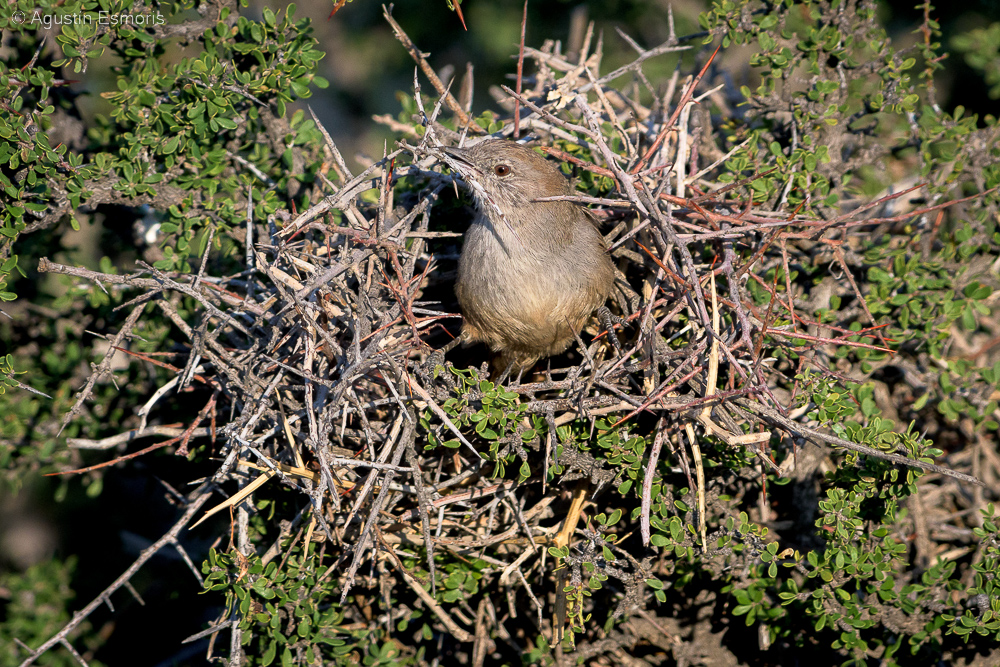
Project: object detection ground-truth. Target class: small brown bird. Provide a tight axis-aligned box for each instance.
[437,140,615,371]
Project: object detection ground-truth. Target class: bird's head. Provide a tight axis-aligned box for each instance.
[437,140,573,218]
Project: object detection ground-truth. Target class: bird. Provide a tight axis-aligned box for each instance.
[436,139,616,373]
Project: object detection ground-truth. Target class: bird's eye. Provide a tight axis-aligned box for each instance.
[494,164,511,177]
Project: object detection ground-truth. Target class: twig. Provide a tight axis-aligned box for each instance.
[513,0,528,139]
[382,5,482,133]
[16,485,214,667]
[376,528,474,642]
[738,398,985,487]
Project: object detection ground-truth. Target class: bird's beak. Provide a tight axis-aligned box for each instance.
[440,146,471,162]
[438,146,480,178]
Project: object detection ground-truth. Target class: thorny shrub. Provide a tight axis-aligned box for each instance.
[1,1,999,666]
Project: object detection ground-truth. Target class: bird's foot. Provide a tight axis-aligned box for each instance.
[597,305,625,356]
[419,334,463,384]
[597,305,644,375]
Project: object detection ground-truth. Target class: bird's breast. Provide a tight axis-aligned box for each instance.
[455,211,613,350]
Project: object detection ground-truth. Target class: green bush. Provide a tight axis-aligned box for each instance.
[2,0,999,665]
